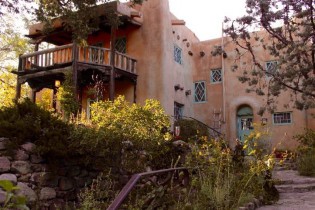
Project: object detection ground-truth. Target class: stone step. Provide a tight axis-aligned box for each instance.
[276,183,315,193]
[273,170,315,185]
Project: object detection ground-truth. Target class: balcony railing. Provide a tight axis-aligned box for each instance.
[19,44,137,74]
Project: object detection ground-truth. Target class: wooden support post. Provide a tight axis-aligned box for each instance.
[30,89,36,103]
[109,25,117,101]
[52,88,57,111]
[15,55,22,103]
[133,79,137,103]
[72,43,79,101]
[15,81,21,103]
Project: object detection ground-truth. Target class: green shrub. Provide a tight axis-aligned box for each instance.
[174,119,209,142]
[295,129,315,148]
[296,148,315,176]
[89,96,173,172]
[78,172,118,210]
[0,99,71,158]
[295,129,315,176]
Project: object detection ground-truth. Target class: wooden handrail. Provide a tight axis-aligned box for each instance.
[107,167,189,210]
[20,44,74,59]
[19,44,137,74]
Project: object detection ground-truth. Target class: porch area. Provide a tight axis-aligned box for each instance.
[14,43,138,108]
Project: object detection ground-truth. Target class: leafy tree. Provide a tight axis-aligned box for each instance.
[0,15,32,108]
[1,0,145,43]
[224,0,315,110]
[36,0,145,42]
[0,0,34,17]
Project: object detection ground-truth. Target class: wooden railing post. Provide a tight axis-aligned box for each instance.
[72,43,79,103]
[109,25,117,101]
[34,43,39,66]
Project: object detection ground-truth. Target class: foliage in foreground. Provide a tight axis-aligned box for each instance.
[0,99,278,209]
[0,97,172,171]
[0,180,28,210]
[295,129,315,176]
[79,129,277,209]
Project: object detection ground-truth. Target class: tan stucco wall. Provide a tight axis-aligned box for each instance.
[193,32,314,150]
[125,0,199,119]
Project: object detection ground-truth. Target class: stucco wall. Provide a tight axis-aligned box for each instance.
[193,31,314,150]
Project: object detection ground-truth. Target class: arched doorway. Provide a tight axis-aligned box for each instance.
[237,105,254,142]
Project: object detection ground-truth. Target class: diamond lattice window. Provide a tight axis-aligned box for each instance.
[273,112,292,124]
[194,81,206,102]
[210,69,222,83]
[266,61,278,76]
[115,38,127,53]
[174,45,182,64]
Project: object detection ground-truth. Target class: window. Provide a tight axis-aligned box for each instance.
[273,112,292,124]
[265,61,278,76]
[240,118,254,130]
[174,45,182,64]
[210,69,222,83]
[115,37,127,53]
[194,81,206,102]
[174,102,184,121]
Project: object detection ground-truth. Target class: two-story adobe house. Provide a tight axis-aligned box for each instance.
[15,0,315,150]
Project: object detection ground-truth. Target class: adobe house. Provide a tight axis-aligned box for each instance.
[14,0,315,150]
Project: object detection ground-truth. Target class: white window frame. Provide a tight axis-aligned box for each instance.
[265,61,278,76]
[174,45,182,64]
[273,112,292,125]
[210,69,222,84]
[194,81,206,103]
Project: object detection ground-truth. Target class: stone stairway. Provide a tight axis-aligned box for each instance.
[258,169,315,210]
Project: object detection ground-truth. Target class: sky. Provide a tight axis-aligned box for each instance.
[168,0,247,41]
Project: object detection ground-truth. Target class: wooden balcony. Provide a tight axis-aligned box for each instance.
[17,43,137,80]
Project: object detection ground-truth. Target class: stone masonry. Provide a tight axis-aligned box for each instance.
[0,137,101,209]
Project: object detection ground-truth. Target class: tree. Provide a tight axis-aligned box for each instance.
[0,0,144,43]
[0,15,32,108]
[36,0,145,42]
[224,0,315,111]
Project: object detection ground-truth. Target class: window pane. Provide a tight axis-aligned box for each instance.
[273,112,292,124]
[115,38,127,53]
[174,45,182,64]
[211,69,222,83]
[194,81,206,102]
[266,61,277,75]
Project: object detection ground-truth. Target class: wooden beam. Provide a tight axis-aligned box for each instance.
[18,67,71,83]
[130,11,141,18]
[171,20,186,25]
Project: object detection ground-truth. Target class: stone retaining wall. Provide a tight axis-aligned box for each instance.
[0,137,101,209]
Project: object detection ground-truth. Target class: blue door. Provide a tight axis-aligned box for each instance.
[237,106,254,142]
